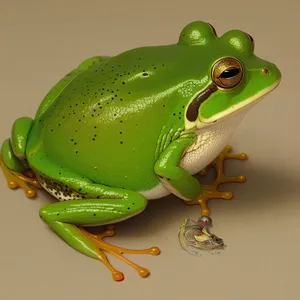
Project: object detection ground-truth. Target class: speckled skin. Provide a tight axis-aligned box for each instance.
[27,51,187,193]
[1,21,281,272]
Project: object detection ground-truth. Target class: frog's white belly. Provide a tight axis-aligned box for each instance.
[141,111,246,200]
[181,113,245,175]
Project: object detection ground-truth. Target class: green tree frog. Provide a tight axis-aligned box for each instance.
[0,21,281,281]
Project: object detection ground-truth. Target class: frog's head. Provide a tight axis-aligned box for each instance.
[179,21,282,130]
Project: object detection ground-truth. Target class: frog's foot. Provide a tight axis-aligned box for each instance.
[80,225,160,281]
[0,154,41,198]
[185,145,248,216]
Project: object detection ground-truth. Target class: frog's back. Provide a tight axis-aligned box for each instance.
[27,45,193,193]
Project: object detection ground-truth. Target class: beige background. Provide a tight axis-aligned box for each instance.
[0,1,299,299]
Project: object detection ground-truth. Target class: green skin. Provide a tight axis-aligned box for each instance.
[1,21,281,261]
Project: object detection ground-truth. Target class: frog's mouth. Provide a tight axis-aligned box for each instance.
[199,79,281,124]
[185,78,280,130]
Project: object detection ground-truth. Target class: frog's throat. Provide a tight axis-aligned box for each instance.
[198,79,281,125]
[186,83,218,122]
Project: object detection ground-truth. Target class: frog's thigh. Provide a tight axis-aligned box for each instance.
[1,117,33,172]
[39,192,147,258]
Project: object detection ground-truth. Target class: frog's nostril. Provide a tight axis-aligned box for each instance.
[261,68,269,75]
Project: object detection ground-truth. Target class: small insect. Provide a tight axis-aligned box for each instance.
[178,216,226,256]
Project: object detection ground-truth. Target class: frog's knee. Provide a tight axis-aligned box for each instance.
[126,191,148,213]
[11,117,33,159]
[39,206,51,223]
[1,138,26,172]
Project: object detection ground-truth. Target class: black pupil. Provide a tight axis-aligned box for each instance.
[220,68,240,79]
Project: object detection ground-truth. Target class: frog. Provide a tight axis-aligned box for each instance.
[0,21,281,281]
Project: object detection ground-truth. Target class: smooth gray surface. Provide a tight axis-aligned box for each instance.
[0,1,299,299]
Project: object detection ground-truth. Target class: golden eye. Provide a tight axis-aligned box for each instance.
[212,57,244,89]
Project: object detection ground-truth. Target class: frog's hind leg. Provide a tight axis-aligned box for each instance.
[39,185,160,282]
[185,145,248,216]
[79,225,160,280]
[0,117,41,198]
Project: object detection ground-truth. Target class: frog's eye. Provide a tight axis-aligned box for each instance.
[212,58,244,89]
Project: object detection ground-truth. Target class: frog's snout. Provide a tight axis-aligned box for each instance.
[260,63,282,85]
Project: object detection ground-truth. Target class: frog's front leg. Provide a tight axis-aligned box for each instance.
[39,188,160,282]
[185,145,248,215]
[154,135,246,217]
[154,134,206,201]
[0,117,41,197]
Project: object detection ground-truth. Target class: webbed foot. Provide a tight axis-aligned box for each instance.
[185,145,248,216]
[80,225,160,281]
[0,154,41,198]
